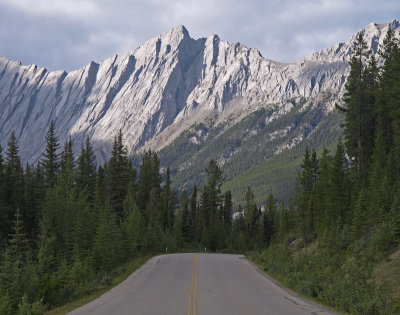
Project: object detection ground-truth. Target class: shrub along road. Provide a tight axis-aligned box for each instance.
[68,253,336,315]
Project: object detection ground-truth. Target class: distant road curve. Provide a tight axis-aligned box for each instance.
[69,253,337,315]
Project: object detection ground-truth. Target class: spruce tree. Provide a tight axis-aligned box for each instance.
[352,188,369,238]
[222,190,233,230]
[232,204,246,251]
[314,148,331,235]
[378,31,400,179]
[8,209,28,263]
[391,187,400,244]
[181,191,190,243]
[161,167,172,230]
[5,132,24,211]
[107,130,131,219]
[76,136,97,198]
[42,121,60,189]
[338,32,375,183]
[4,132,24,243]
[59,138,75,197]
[329,139,349,229]
[199,160,224,228]
[0,144,9,245]
[22,164,38,240]
[137,150,161,219]
[188,185,198,244]
[298,147,314,241]
[122,190,144,256]
[244,187,260,246]
[264,192,277,246]
[368,128,388,225]
[278,206,289,242]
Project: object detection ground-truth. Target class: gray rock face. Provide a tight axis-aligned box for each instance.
[0,20,399,163]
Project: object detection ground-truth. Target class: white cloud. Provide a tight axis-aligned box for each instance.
[0,0,398,70]
[1,0,99,19]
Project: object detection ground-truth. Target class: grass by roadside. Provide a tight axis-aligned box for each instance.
[46,255,153,315]
[373,248,400,312]
[247,242,400,315]
[246,252,342,314]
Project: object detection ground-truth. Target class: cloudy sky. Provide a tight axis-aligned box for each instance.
[0,0,399,72]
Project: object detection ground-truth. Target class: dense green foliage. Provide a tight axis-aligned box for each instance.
[0,127,237,313]
[0,30,399,314]
[248,30,400,314]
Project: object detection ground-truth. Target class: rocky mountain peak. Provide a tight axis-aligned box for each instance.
[0,20,399,164]
[155,24,191,48]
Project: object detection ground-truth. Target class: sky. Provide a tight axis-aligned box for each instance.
[0,0,399,72]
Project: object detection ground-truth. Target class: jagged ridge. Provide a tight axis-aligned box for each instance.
[0,20,398,163]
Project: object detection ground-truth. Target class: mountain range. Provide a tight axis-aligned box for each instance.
[0,20,399,202]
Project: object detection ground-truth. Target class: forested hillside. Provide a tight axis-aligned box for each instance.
[152,94,343,205]
[0,29,399,315]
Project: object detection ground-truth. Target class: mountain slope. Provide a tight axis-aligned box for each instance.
[153,91,343,204]
[1,20,398,165]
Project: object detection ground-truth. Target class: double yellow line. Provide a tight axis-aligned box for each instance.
[187,256,198,315]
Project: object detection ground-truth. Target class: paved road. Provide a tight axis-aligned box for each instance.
[69,253,336,315]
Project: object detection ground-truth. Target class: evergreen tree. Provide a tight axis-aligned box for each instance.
[42,121,60,189]
[173,206,184,249]
[352,188,369,238]
[232,205,246,251]
[244,187,260,247]
[92,204,123,271]
[188,185,198,244]
[161,167,172,230]
[222,190,233,230]
[137,150,161,220]
[198,160,225,249]
[59,138,75,196]
[378,31,400,179]
[368,128,388,225]
[199,160,224,227]
[329,139,349,229]
[0,144,7,244]
[337,32,376,183]
[314,148,331,235]
[311,149,320,189]
[376,30,397,154]
[4,132,24,244]
[107,130,131,219]
[264,193,277,246]
[278,205,290,242]
[5,132,24,214]
[0,209,29,312]
[391,187,400,244]
[181,191,190,243]
[298,147,315,241]
[76,136,97,198]
[22,164,38,240]
[8,209,28,263]
[122,184,144,258]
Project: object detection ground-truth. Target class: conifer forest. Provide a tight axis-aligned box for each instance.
[0,31,400,314]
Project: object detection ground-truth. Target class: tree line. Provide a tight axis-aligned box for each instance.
[240,29,400,251]
[0,120,240,312]
[0,29,399,314]
[248,30,400,314]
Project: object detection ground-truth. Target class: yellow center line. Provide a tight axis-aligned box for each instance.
[187,256,198,315]
[193,256,198,315]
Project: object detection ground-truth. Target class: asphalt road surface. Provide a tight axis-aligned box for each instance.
[69,253,337,315]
